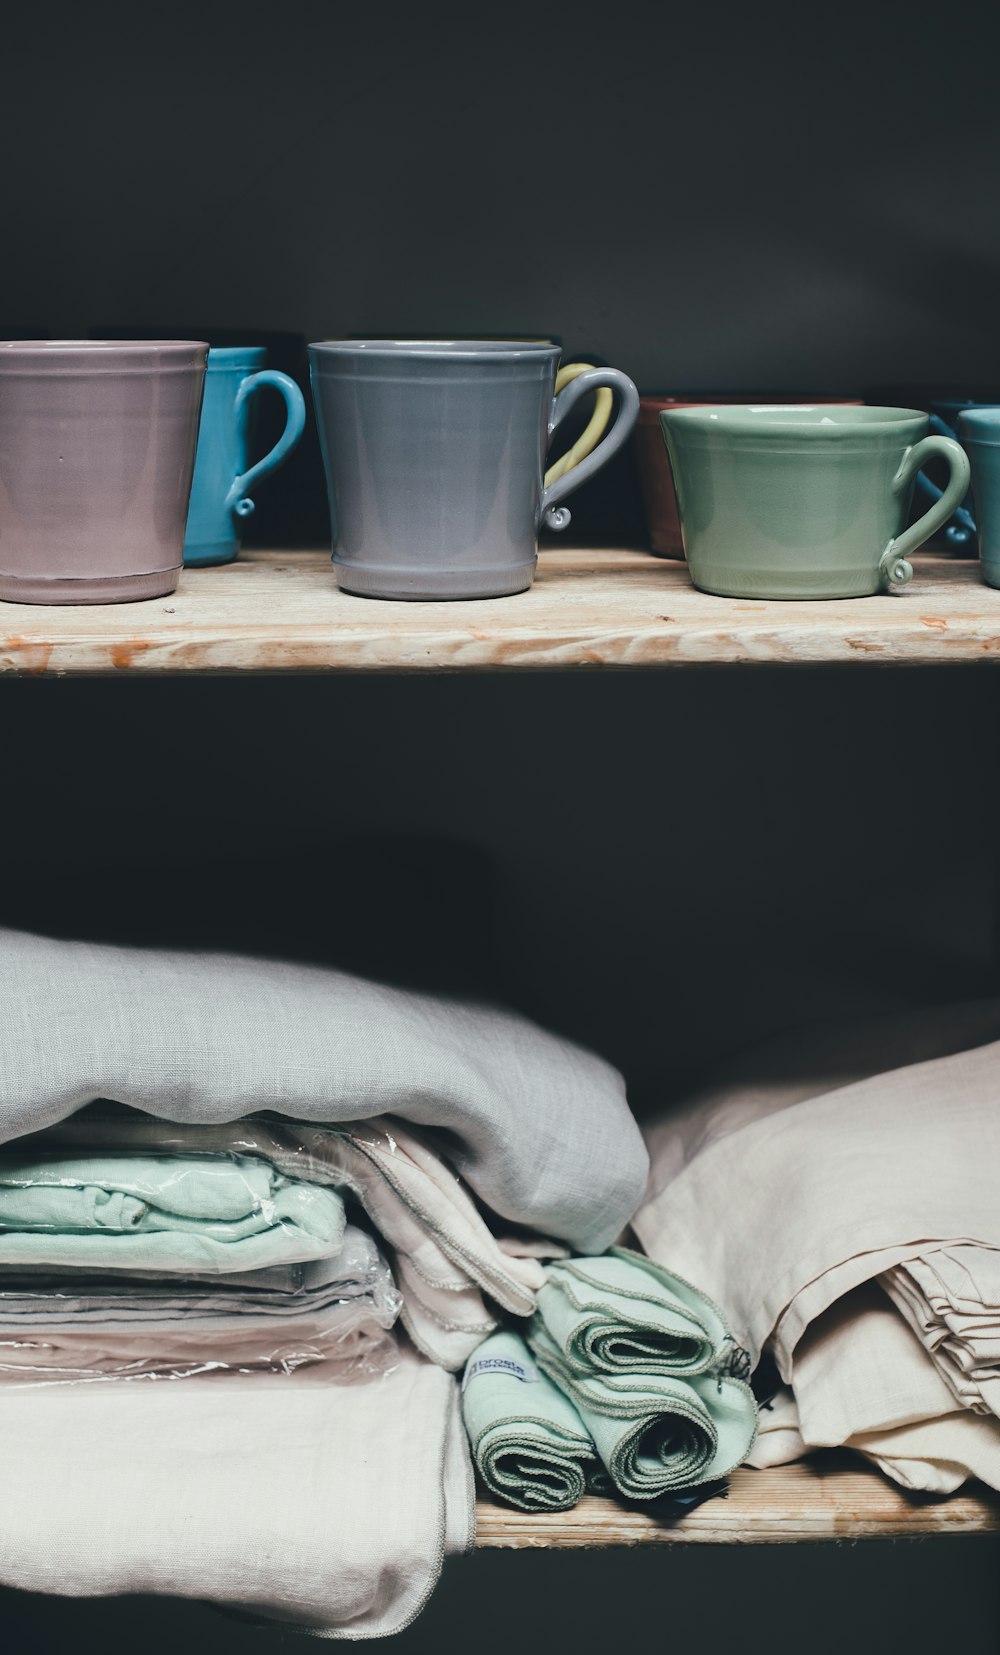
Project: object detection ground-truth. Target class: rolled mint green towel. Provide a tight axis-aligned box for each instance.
[529,1322,757,1499]
[462,1330,603,1511]
[535,1247,730,1378]
[0,1154,346,1274]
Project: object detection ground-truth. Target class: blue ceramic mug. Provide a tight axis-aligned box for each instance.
[183,346,306,566]
[957,408,1000,588]
[915,400,987,548]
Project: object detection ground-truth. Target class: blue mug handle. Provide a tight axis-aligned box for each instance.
[224,370,307,522]
[915,413,977,547]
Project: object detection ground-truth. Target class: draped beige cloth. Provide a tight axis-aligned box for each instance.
[636,1001,1000,1494]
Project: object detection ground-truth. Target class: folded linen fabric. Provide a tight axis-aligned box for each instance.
[0,1151,346,1273]
[0,1347,474,1638]
[32,1108,548,1369]
[0,1225,402,1379]
[0,928,646,1253]
[462,1329,602,1511]
[633,1003,1000,1375]
[528,1320,757,1498]
[535,1248,732,1379]
[882,1248,1000,1418]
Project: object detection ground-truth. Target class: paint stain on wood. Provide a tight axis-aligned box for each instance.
[919,615,949,630]
[2,637,54,675]
[110,640,154,671]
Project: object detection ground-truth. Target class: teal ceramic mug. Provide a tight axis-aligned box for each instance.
[958,408,1000,589]
[660,404,971,600]
[183,347,306,567]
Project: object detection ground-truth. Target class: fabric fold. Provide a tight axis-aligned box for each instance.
[462,1329,602,1511]
[0,927,647,1254]
[535,1248,731,1379]
[0,1348,473,1638]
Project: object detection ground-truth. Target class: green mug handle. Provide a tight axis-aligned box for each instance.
[878,435,971,589]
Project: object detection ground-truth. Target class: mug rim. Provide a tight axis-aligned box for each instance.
[205,345,268,367]
[0,339,208,354]
[309,338,562,362]
[958,407,1000,443]
[661,403,927,436]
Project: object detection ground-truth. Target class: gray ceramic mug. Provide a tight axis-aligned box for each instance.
[0,340,207,604]
[308,340,639,600]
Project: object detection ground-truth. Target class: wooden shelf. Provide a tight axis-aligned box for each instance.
[0,548,998,676]
[475,1461,1000,1547]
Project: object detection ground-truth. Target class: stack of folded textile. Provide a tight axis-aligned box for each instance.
[634,998,1000,1498]
[463,1248,757,1510]
[0,927,649,1635]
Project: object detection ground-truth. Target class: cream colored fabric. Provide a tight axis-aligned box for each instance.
[883,1247,1000,1417]
[38,1109,546,1370]
[0,1349,473,1637]
[635,1004,1000,1376]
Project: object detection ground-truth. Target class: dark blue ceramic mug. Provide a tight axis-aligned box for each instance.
[915,400,987,548]
[958,408,1000,588]
[183,346,306,567]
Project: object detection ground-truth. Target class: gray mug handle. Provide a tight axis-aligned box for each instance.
[541,367,640,531]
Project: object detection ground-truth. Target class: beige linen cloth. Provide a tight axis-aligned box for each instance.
[31,1107,547,1369]
[635,1000,1000,1493]
[0,1349,474,1637]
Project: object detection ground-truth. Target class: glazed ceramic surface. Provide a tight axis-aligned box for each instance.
[0,340,206,604]
[958,408,1000,588]
[637,396,862,559]
[308,340,639,600]
[660,404,971,601]
[183,347,306,567]
[915,399,993,548]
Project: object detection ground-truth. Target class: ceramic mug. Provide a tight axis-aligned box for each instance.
[958,408,1000,588]
[0,340,206,604]
[660,404,971,601]
[636,394,862,558]
[183,347,306,567]
[913,399,988,548]
[308,339,639,600]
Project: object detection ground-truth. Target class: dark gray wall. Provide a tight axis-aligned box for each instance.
[3,3,1000,1646]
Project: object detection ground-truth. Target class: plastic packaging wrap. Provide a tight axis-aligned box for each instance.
[0,1121,403,1383]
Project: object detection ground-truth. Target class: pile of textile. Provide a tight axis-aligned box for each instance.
[463,1248,757,1511]
[634,998,1000,1498]
[0,927,649,1637]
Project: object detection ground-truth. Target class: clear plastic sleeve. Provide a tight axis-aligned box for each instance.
[0,1118,403,1384]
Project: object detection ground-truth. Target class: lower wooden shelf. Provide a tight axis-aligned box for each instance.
[474,1460,1000,1547]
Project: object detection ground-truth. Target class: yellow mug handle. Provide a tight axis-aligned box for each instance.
[543,362,614,486]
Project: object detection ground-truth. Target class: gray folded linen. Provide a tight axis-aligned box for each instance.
[0,928,646,1254]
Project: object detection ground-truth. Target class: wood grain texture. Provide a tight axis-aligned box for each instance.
[0,550,999,676]
[474,1461,1000,1547]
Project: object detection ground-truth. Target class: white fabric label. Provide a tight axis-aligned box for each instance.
[462,1354,539,1391]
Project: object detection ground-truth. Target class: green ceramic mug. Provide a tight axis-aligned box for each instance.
[659,405,971,600]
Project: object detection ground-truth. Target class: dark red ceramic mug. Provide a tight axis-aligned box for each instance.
[0,340,207,604]
[636,394,863,558]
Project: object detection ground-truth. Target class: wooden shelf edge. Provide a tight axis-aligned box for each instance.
[1,549,999,675]
[474,1462,1000,1547]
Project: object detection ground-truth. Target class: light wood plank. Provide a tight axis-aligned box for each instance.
[1,549,999,676]
[474,1461,1000,1547]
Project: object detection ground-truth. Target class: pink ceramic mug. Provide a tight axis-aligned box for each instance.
[636,394,863,558]
[0,340,207,604]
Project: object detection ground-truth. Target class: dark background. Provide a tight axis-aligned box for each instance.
[3,0,1000,1648]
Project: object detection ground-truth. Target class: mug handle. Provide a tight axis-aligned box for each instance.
[540,366,640,531]
[224,370,308,521]
[878,435,971,589]
[543,363,613,486]
[914,414,976,546]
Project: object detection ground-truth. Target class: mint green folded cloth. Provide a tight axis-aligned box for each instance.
[535,1248,730,1378]
[528,1321,757,1499]
[0,1154,346,1273]
[462,1330,603,1511]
